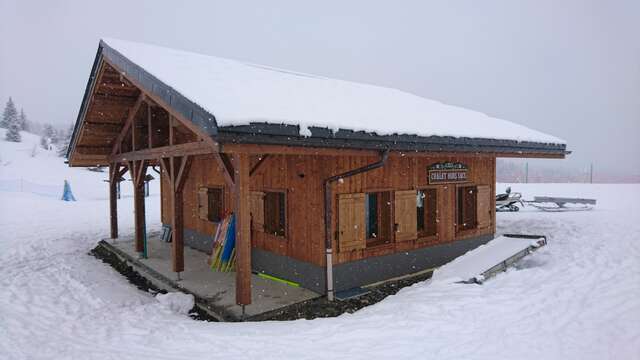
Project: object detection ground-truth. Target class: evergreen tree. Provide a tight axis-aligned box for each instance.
[50,128,60,145]
[40,136,49,150]
[18,108,29,131]
[2,97,18,129]
[43,123,55,139]
[57,123,74,157]
[5,108,22,142]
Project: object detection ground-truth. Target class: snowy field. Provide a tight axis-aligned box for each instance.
[1,131,639,359]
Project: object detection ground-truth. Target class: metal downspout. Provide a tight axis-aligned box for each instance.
[322,149,390,301]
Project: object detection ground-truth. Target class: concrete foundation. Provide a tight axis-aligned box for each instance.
[103,233,320,321]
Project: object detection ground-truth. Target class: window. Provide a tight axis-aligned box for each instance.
[365,191,393,246]
[198,187,223,222]
[457,185,477,231]
[417,188,438,237]
[264,191,286,237]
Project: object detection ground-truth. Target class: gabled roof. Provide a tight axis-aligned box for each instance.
[68,38,568,161]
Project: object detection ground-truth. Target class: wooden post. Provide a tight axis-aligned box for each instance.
[233,153,252,306]
[134,180,146,253]
[161,155,191,274]
[109,163,119,239]
[130,160,147,254]
[169,156,184,273]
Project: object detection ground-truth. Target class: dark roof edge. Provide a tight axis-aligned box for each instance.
[67,46,104,160]
[217,124,568,155]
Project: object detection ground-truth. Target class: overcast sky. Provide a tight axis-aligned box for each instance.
[1,0,638,174]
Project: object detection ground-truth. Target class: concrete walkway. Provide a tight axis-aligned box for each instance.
[104,233,320,321]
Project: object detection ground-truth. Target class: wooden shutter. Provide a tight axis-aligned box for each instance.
[338,193,366,252]
[476,185,491,229]
[250,191,265,232]
[394,190,417,241]
[197,187,209,221]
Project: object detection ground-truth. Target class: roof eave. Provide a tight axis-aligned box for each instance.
[216,124,567,158]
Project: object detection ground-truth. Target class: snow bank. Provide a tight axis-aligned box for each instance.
[431,235,543,283]
[101,38,565,145]
[156,292,195,315]
[1,132,637,360]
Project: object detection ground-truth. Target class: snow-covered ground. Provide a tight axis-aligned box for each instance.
[1,131,639,359]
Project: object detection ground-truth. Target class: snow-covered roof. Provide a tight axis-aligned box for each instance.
[93,38,567,154]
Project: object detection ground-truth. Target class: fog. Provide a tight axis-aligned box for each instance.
[1,0,638,177]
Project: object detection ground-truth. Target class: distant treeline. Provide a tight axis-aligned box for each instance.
[2,96,73,157]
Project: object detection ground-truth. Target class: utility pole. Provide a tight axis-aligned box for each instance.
[525,162,529,183]
[590,163,593,184]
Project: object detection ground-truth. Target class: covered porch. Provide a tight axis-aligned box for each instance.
[101,232,319,321]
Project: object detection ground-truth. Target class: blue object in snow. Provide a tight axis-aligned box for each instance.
[220,214,236,263]
[61,180,77,201]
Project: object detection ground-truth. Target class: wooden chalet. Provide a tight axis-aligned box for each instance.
[67,39,568,306]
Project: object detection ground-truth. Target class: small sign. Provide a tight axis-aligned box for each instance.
[428,162,469,184]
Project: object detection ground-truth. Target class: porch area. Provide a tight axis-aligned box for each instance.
[100,232,320,321]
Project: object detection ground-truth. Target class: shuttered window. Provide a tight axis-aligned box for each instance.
[264,191,286,237]
[198,187,223,222]
[338,193,366,251]
[457,186,477,231]
[417,188,438,237]
[394,190,417,241]
[365,191,393,245]
[476,185,492,229]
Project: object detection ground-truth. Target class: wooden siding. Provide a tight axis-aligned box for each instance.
[161,153,496,267]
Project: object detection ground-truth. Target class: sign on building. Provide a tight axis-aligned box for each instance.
[428,162,469,184]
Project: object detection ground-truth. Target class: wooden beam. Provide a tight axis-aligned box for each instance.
[109,141,215,162]
[160,157,171,181]
[111,93,145,155]
[82,122,121,135]
[75,145,112,155]
[170,156,184,273]
[220,143,566,159]
[175,156,192,192]
[102,58,219,151]
[129,161,147,253]
[109,163,119,239]
[97,82,137,91]
[135,160,147,187]
[215,152,235,187]
[117,165,128,180]
[169,115,175,146]
[233,153,252,306]
[160,154,190,274]
[147,102,153,149]
[249,154,270,177]
[90,95,138,108]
